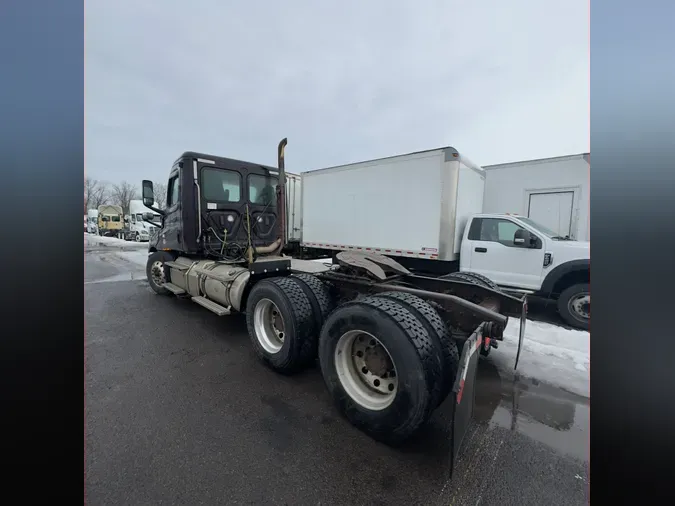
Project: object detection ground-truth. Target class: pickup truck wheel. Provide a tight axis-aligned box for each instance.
[246,277,316,374]
[318,296,439,444]
[146,250,175,295]
[377,291,458,408]
[557,283,590,330]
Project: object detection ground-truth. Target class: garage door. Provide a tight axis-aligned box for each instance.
[528,191,574,238]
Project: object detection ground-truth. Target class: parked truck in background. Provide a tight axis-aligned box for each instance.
[97,205,124,237]
[285,148,590,330]
[86,209,99,234]
[138,139,527,461]
[123,199,162,242]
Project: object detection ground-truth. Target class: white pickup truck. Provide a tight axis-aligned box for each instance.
[459,213,589,329]
[283,146,590,331]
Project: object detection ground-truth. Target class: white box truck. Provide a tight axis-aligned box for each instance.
[287,147,590,330]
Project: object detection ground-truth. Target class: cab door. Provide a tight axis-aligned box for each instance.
[463,217,545,290]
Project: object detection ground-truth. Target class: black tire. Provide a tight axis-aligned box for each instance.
[557,283,590,330]
[246,277,316,374]
[377,291,459,408]
[146,250,174,295]
[318,296,440,444]
[443,272,509,334]
[290,273,336,330]
[442,271,499,291]
[135,232,141,242]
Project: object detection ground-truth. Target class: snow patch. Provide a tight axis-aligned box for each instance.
[489,319,590,398]
[117,250,150,268]
[85,233,131,248]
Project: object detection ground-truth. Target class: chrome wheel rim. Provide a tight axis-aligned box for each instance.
[150,260,166,287]
[253,298,286,354]
[334,330,398,411]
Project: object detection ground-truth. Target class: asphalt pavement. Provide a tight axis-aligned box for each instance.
[85,242,589,505]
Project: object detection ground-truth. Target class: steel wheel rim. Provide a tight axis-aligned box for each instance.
[334,330,398,411]
[568,293,590,320]
[253,298,286,354]
[135,233,141,242]
[150,260,166,287]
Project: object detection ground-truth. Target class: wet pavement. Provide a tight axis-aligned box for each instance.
[84,242,589,505]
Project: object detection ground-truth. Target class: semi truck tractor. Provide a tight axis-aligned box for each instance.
[286,148,590,330]
[86,209,99,234]
[96,204,124,238]
[123,199,161,242]
[140,139,527,456]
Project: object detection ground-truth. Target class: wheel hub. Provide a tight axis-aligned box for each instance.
[253,298,286,353]
[150,261,166,286]
[570,294,590,319]
[334,331,398,410]
[364,345,391,377]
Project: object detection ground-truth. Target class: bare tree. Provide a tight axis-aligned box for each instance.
[84,178,110,211]
[153,181,167,209]
[110,181,139,216]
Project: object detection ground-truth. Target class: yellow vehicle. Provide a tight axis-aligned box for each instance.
[97,205,124,237]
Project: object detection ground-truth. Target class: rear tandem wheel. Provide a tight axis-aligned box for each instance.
[318,296,443,444]
[245,277,317,374]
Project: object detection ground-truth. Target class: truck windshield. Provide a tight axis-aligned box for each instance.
[112,216,120,222]
[517,217,558,238]
[101,216,110,222]
[249,174,278,206]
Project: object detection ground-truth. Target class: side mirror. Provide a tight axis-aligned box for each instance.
[514,229,537,248]
[142,180,154,207]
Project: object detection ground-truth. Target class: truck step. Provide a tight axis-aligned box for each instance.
[191,296,231,316]
[163,282,186,295]
[164,261,190,271]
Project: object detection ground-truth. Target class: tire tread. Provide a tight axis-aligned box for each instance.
[377,291,459,407]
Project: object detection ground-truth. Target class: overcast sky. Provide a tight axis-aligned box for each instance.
[85,0,589,185]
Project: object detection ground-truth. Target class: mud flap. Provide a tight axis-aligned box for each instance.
[448,325,483,477]
[514,297,528,370]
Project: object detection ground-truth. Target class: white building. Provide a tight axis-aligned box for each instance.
[482,153,590,242]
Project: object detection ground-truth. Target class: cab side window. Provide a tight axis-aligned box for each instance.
[166,174,180,208]
[468,218,530,247]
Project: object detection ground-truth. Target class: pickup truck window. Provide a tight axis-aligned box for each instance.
[468,218,528,247]
[202,168,241,203]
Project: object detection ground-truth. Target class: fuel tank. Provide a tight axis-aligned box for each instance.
[168,257,250,312]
